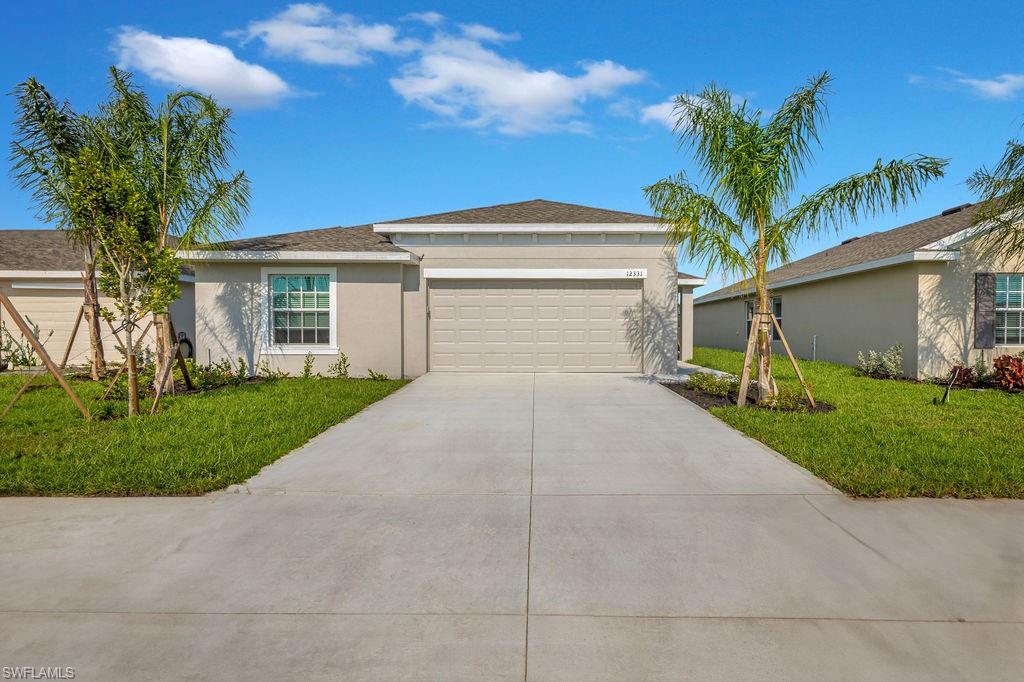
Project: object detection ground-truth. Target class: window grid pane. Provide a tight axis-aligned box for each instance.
[995,275,1024,345]
[270,274,331,345]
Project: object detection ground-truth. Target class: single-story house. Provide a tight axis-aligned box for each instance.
[0,230,196,367]
[693,202,1024,378]
[182,199,703,377]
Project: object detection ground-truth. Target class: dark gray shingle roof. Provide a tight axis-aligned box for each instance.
[695,203,982,303]
[219,225,404,252]
[384,199,657,224]
[0,230,85,271]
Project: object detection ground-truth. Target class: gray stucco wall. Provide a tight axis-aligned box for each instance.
[694,264,921,376]
[192,241,683,377]
[193,262,403,377]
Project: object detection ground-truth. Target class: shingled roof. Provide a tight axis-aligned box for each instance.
[0,230,86,271]
[695,203,982,303]
[382,199,657,224]
[218,225,404,252]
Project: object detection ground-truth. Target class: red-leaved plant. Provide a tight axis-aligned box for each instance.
[993,355,1024,391]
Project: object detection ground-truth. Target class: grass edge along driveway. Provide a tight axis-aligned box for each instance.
[0,376,408,496]
[690,347,1024,499]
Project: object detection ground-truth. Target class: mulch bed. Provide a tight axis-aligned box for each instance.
[662,383,835,413]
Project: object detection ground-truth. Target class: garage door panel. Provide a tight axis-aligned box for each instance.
[429,280,641,372]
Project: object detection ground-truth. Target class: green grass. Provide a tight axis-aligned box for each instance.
[0,374,407,496]
[690,347,1024,498]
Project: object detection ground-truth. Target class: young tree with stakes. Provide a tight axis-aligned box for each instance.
[646,72,947,406]
[10,79,108,379]
[103,68,250,393]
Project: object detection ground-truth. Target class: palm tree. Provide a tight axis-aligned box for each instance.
[10,79,107,379]
[100,68,251,390]
[646,72,947,405]
[968,129,1024,256]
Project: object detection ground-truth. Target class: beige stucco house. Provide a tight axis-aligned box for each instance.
[0,230,195,368]
[182,200,702,377]
[693,203,1024,379]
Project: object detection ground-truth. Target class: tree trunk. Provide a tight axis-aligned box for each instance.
[152,312,176,394]
[755,284,776,404]
[125,334,140,416]
[81,259,106,380]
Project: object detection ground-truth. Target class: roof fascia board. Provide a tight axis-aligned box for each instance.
[423,267,647,280]
[373,223,665,234]
[677,277,706,286]
[178,250,419,263]
[0,270,195,283]
[694,250,959,304]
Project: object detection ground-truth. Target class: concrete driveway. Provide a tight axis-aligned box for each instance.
[0,373,1021,680]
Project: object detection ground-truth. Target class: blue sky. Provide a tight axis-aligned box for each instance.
[2,1,1023,289]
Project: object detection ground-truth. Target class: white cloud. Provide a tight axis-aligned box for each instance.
[909,68,1024,100]
[640,99,677,129]
[640,95,704,130]
[235,3,418,66]
[389,26,645,135]
[957,73,1024,99]
[458,23,519,43]
[113,28,292,107]
[403,11,445,27]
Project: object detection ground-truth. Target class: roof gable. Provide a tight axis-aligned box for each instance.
[383,199,657,224]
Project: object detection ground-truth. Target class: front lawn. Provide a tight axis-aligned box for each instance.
[0,375,407,495]
[689,347,1024,498]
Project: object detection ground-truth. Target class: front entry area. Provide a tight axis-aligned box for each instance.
[428,280,642,372]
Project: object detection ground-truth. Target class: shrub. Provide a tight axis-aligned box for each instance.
[686,372,737,397]
[327,351,350,378]
[760,386,808,412]
[0,317,53,368]
[855,343,904,380]
[301,352,316,379]
[256,359,287,380]
[183,358,234,392]
[993,354,1024,391]
[366,369,390,381]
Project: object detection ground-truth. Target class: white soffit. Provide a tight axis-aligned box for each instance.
[423,268,647,280]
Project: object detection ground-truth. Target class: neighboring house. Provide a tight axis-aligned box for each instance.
[183,199,699,376]
[0,230,196,367]
[693,203,1024,378]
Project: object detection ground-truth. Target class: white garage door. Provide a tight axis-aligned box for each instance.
[428,280,642,372]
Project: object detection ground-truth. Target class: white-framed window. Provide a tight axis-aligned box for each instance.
[746,297,782,341]
[996,274,1024,345]
[260,266,338,354]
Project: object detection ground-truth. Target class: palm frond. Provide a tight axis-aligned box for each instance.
[645,174,751,278]
[764,71,831,199]
[782,155,948,239]
[968,138,1024,259]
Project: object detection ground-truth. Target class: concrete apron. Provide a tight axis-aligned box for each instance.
[0,372,1021,680]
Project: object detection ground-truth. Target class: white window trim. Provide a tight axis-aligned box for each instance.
[995,273,1024,347]
[259,266,339,356]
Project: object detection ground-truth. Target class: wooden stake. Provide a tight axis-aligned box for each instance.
[167,315,193,390]
[100,364,127,400]
[770,313,816,409]
[1,369,45,418]
[148,340,181,415]
[0,290,90,420]
[736,311,760,408]
[59,306,84,369]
